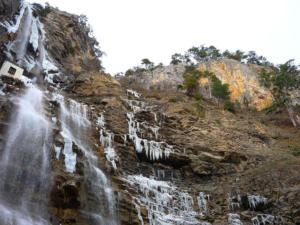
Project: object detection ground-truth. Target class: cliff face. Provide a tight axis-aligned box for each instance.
[0,1,300,225]
[120,60,273,111]
[41,7,102,77]
[197,59,273,111]
[0,0,20,63]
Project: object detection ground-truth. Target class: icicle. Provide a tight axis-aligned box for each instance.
[98,113,118,170]
[123,175,201,225]
[251,214,283,225]
[197,192,210,216]
[228,213,243,225]
[247,194,267,210]
[132,200,144,225]
[54,146,61,159]
[0,83,6,96]
[127,89,141,98]
[126,112,173,161]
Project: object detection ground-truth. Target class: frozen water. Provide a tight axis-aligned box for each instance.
[197,192,210,216]
[228,213,243,225]
[123,174,201,225]
[248,194,267,210]
[127,89,141,98]
[98,113,119,170]
[0,1,29,34]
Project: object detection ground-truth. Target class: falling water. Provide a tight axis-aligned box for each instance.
[5,1,34,68]
[3,1,60,83]
[0,86,52,225]
[53,94,119,225]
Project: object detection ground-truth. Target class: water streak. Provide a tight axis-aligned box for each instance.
[0,86,52,225]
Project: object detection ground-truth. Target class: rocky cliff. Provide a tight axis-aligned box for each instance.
[119,59,273,111]
[0,1,300,225]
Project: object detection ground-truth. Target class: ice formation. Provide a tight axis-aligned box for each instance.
[247,194,267,210]
[98,113,119,170]
[0,0,29,34]
[123,174,203,225]
[2,1,61,84]
[0,83,6,96]
[132,200,144,225]
[54,146,61,159]
[127,89,141,98]
[197,192,210,216]
[228,213,243,225]
[251,214,283,225]
[227,193,242,210]
[53,94,118,224]
[53,93,90,173]
[125,94,174,161]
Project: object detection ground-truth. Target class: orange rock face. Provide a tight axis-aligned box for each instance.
[198,59,273,111]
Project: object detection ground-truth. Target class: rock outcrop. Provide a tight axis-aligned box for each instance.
[120,59,273,111]
[197,59,273,111]
[41,8,102,77]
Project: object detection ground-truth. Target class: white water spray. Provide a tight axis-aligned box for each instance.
[0,86,52,225]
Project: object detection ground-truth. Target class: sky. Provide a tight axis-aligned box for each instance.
[28,0,300,75]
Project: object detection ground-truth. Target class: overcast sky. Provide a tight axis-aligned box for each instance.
[29,0,300,74]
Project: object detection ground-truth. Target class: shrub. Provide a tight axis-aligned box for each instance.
[195,109,205,118]
[193,93,203,101]
[215,119,221,125]
[235,100,241,109]
[290,147,300,156]
[193,101,205,110]
[260,119,268,126]
[183,76,199,96]
[69,46,76,56]
[141,58,154,70]
[224,101,235,113]
[183,65,214,97]
[211,75,231,102]
[125,69,134,76]
[39,6,51,17]
[168,97,183,103]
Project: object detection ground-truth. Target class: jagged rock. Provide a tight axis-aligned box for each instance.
[41,8,102,77]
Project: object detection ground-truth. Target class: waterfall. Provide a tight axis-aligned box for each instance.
[0,86,52,225]
[3,1,60,83]
[53,94,119,225]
